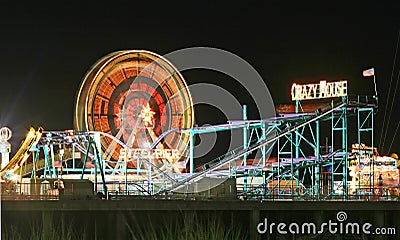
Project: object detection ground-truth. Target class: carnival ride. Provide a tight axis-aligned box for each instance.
[1,50,397,201]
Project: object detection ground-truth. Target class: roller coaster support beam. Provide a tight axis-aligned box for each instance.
[357,95,375,196]
[243,105,248,192]
[330,97,348,199]
[80,142,90,179]
[80,135,107,196]
[294,100,300,198]
[43,145,50,178]
[168,102,347,193]
[261,121,266,196]
[315,119,320,199]
[189,129,194,174]
[50,144,56,178]
[30,145,40,180]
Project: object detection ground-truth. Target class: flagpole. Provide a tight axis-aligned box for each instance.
[373,74,378,102]
[363,68,377,101]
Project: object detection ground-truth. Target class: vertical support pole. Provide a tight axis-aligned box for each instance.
[50,144,56,178]
[342,100,348,199]
[315,120,320,199]
[261,122,266,166]
[31,147,38,180]
[291,132,295,199]
[125,148,128,194]
[371,108,374,194]
[277,130,281,198]
[137,153,140,175]
[94,149,98,193]
[243,105,248,192]
[148,158,152,195]
[31,147,39,195]
[358,106,375,197]
[332,98,348,199]
[93,135,107,195]
[43,146,49,178]
[243,105,248,163]
[331,100,335,198]
[261,122,266,196]
[357,106,361,197]
[276,127,294,199]
[357,105,366,197]
[93,132,104,194]
[80,141,90,180]
[295,100,300,159]
[189,129,194,174]
[32,151,36,179]
[295,100,300,197]
[72,143,76,169]
[93,132,104,178]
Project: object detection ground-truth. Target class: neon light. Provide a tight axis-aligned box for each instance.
[119,148,179,162]
[291,80,347,101]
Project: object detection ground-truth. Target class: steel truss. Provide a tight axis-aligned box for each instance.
[261,96,377,200]
[7,96,377,200]
[355,96,375,197]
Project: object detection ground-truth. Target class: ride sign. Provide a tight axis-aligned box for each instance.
[291,80,347,101]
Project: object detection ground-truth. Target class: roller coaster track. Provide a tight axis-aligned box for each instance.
[2,129,176,187]
[165,102,347,193]
[150,121,268,150]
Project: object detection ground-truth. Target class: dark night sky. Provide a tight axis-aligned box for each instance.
[0,1,399,156]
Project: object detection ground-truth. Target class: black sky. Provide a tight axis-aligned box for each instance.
[0,1,399,155]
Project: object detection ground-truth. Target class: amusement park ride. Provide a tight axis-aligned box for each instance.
[0,50,398,201]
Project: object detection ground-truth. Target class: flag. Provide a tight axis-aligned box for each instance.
[363,68,374,77]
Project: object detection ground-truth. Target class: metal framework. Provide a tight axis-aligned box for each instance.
[1,95,381,201]
[355,96,375,197]
[261,96,380,200]
[0,50,386,201]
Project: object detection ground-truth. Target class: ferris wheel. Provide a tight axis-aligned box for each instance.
[74,50,193,172]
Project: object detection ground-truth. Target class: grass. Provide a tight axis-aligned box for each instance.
[126,213,247,240]
[3,212,247,239]
[2,221,83,240]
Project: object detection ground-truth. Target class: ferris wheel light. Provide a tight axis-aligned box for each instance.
[139,103,156,127]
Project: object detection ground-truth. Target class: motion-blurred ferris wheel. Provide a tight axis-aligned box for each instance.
[74,50,193,172]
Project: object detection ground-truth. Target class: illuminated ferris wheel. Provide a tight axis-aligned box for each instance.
[74,50,193,171]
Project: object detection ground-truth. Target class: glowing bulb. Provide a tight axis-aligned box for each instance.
[139,103,155,127]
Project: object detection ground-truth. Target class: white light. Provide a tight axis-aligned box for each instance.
[0,127,12,141]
